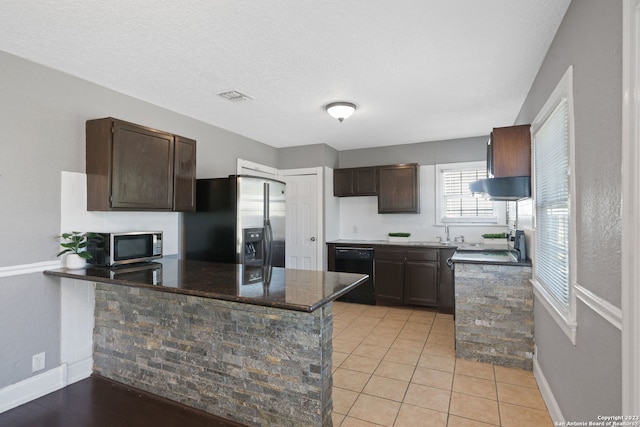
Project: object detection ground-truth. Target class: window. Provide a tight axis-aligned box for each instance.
[436,161,502,224]
[531,66,577,343]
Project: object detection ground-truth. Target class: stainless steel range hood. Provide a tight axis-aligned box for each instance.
[469,176,531,201]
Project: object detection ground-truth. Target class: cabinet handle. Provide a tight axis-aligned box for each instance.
[446,257,453,269]
[310,236,316,242]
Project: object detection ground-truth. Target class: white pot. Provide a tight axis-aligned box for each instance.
[64,253,87,269]
[388,236,411,243]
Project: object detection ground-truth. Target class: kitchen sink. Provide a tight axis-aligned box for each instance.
[451,250,518,263]
[413,241,454,247]
[461,243,483,248]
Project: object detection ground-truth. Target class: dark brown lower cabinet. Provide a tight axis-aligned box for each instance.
[438,248,456,314]
[374,248,405,304]
[375,247,439,307]
[405,260,438,306]
[328,243,453,313]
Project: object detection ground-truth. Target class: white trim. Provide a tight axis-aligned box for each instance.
[236,158,279,178]
[65,357,93,385]
[532,279,577,345]
[0,360,92,414]
[622,0,640,414]
[0,260,61,278]
[60,279,95,372]
[533,357,565,423]
[0,366,66,414]
[279,167,320,176]
[574,285,622,330]
[530,65,578,330]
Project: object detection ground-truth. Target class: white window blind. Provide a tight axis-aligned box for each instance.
[442,169,494,218]
[534,98,570,308]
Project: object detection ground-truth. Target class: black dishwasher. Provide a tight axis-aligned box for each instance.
[334,247,375,305]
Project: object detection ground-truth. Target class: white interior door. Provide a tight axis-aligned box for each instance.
[281,169,323,270]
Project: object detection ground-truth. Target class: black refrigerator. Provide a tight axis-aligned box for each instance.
[182,176,286,268]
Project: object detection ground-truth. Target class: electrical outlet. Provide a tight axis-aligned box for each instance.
[32,352,45,372]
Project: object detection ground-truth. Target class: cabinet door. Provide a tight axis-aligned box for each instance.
[378,164,419,213]
[374,258,405,304]
[354,167,378,195]
[333,169,354,196]
[327,244,337,271]
[491,124,531,178]
[173,136,197,211]
[438,248,456,314]
[111,122,174,210]
[404,261,438,306]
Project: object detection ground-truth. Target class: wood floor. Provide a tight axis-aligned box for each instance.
[0,375,245,427]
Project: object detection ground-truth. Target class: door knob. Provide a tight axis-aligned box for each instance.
[310,237,316,242]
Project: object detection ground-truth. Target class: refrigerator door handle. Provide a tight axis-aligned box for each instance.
[263,182,270,219]
[263,182,273,267]
[264,218,273,267]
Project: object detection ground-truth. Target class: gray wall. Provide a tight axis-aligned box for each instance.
[278,143,339,170]
[337,136,487,168]
[276,136,486,170]
[0,50,278,387]
[515,0,622,419]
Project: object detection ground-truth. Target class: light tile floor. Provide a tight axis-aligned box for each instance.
[331,301,554,427]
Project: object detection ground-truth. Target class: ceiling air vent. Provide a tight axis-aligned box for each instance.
[217,90,255,101]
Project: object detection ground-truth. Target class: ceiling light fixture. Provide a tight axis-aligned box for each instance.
[326,102,357,123]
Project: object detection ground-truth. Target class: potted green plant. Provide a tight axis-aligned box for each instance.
[482,232,506,244]
[388,232,411,243]
[57,231,94,269]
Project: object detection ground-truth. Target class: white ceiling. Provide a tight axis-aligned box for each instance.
[0,0,570,151]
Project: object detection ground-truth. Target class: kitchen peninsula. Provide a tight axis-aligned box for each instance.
[452,249,533,370]
[44,258,368,427]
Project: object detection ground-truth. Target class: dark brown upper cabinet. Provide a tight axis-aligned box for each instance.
[377,163,419,213]
[333,166,378,197]
[488,124,531,178]
[86,118,196,212]
[172,136,197,211]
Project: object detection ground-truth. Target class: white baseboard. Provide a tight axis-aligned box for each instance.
[0,358,92,414]
[66,357,93,385]
[0,367,65,414]
[533,357,564,423]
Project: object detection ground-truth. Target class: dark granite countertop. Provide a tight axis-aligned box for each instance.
[44,257,368,313]
[326,239,457,249]
[451,250,532,267]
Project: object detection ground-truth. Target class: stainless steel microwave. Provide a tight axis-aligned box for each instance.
[86,231,162,266]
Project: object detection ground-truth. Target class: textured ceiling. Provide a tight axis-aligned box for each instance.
[0,0,570,150]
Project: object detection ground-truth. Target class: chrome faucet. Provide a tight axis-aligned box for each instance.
[444,225,450,243]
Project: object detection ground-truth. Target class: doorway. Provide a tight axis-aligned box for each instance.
[280,168,324,270]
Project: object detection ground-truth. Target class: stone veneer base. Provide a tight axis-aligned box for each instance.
[93,283,333,427]
[454,262,534,370]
